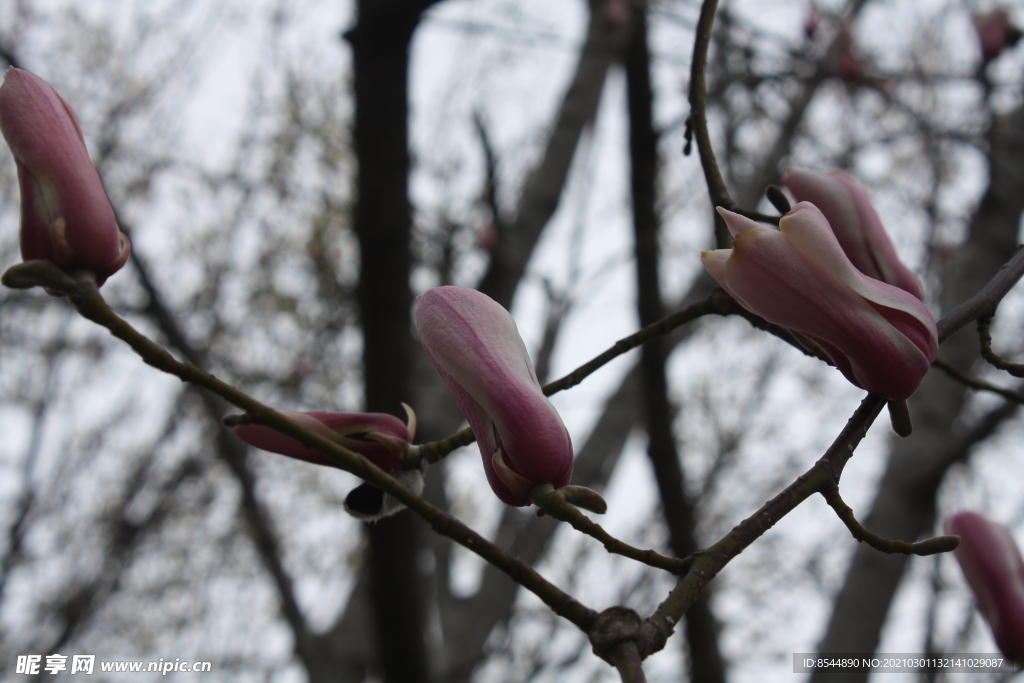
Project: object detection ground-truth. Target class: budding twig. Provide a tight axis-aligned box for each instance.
[2,260,599,633]
[932,357,1024,404]
[978,315,1024,377]
[887,399,913,438]
[530,483,688,574]
[821,483,960,556]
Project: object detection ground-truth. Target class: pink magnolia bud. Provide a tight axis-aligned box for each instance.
[783,169,925,300]
[804,4,823,40]
[702,204,938,400]
[230,407,415,472]
[0,68,130,285]
[414,286,573,506]
[974,9,1023,66]
[946,511,1024,662]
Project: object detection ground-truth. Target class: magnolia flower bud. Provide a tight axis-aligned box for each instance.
[229,407,415,471]
[702,204,938,400]
[0,68,130,285]
[229,406,421,521]
[414,286,573,506]
[946,511,1024,663]
[974,9,1023,66]
[782,169,925,300]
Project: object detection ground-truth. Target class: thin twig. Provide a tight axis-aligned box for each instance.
[932,357,1024,404]
[530,484,687,574]
[687,0,729,212]
[936,245,1024,343]
[543,295,721,394]
[820,484,960,556]
[407,426,475,467]
[977,315,1024,377]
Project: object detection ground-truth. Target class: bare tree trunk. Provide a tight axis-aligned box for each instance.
[625,7,725,683]
[346,2,439,681]
[331,4,628,679]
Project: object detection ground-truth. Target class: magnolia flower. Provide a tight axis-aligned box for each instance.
[702,204,938,400]
[229,407,415,472]
[946,511,1024,662]
[783,169,925,300]
[974,9,1023,66]
[229,407,421,520]
[0,68,130,285]
[415,286,573,506]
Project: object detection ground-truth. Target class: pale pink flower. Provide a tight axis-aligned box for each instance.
[946,511,1024,663]
[783,169,925,300]
[415,286,573,506]
[0,68,130,285]
[702,204,938,400]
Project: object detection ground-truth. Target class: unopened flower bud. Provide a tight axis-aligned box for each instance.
[415,286,573,506]
[0,68,130,286]
[702,204,938,400]
[229,406,415,472]
[947,511,1024,662]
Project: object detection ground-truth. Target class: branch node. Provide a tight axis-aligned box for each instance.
[588,606,662,665]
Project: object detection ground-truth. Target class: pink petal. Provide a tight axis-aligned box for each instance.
[779,203,937,360]
[783,169,926,300]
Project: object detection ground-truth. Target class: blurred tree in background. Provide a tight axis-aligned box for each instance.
[0,0,1022,681]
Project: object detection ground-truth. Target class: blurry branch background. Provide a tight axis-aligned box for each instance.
[0,0,1021,681]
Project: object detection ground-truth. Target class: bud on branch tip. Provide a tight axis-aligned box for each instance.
[0,67,130,288]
